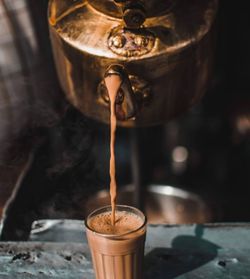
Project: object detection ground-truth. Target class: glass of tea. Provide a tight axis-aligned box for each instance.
[85,205,147,279]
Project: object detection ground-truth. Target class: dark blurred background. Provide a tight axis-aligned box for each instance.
[0,0,249,240]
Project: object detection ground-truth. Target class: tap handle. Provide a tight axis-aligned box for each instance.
[113,0,146,29]
[104,64,138,121]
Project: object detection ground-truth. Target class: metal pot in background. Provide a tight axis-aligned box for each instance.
[48,0,218,126]
[85,185,212,224]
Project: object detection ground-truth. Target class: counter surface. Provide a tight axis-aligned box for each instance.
[0,221,250,278]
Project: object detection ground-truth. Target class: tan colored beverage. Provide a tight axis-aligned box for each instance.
[85,205,147,279]
[104,73,122,226]
[85,71,146,278]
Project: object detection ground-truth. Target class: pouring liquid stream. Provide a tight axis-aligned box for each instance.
[104,74,122,227]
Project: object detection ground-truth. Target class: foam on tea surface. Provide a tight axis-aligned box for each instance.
[88,210,143,235]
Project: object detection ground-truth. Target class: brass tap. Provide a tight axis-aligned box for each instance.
[104,65,138,121]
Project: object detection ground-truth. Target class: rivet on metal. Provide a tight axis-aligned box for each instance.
[134,36,148,47]
[112,35,126,48]
[108,26,155,57]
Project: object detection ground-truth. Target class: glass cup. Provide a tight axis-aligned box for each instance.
[85,205,147,279]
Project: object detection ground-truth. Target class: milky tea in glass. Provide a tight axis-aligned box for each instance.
[85,205,147,279]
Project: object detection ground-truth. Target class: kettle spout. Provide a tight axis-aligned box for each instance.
[104,64,138,121]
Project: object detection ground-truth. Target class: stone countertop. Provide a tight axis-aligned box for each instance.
[0,221,250,278]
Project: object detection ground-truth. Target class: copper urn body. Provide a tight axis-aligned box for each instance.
[48,0,218,126]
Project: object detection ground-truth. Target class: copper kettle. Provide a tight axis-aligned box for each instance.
[48,0,218,127]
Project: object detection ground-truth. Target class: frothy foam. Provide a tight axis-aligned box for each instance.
[88,211,143,235]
